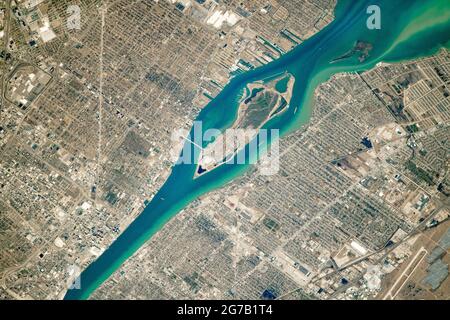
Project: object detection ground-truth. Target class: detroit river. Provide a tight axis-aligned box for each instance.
[65,0,450,299]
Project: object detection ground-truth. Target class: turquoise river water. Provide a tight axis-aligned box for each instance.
[64,0,450,299]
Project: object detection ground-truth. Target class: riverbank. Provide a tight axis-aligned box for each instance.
[64,0,450,300]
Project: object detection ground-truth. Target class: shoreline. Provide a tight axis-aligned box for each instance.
[63,0,450,300]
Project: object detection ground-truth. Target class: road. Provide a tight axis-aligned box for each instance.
[1,0,12,108]
[279,198,448,300]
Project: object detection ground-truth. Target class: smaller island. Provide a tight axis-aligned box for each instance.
[331,40,373,63]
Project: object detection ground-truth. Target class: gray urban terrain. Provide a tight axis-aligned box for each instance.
[0,0,448,300]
